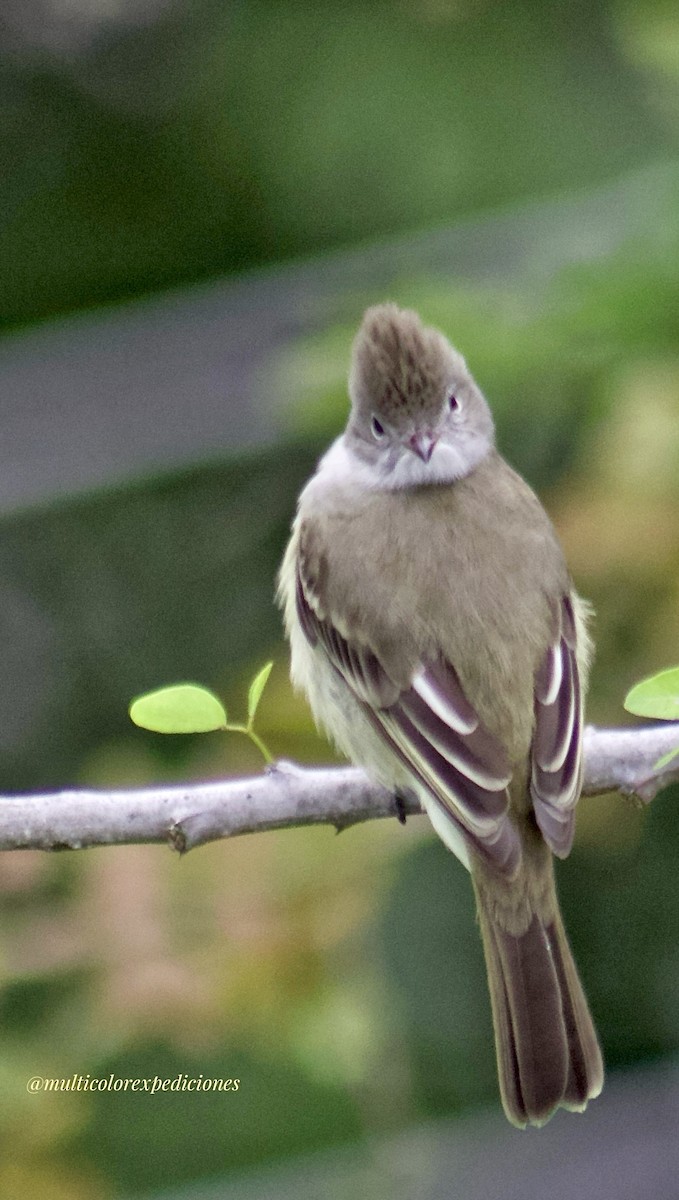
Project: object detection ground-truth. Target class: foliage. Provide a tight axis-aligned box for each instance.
[129,664,274,762]
[625,667,679,721]
[625,667,679,768]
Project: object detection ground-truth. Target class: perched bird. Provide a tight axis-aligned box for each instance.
[278,303,603,1127]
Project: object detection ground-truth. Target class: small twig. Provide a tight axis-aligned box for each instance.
[581,722,679,803]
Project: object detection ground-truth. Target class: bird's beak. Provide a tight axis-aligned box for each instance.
[407,432,438,463]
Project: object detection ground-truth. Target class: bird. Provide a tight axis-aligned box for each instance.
[277,302,603,1127]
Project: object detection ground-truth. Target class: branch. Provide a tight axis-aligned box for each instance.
[0,723,677,855]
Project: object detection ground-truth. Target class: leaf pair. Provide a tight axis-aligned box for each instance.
[129,663,274,763]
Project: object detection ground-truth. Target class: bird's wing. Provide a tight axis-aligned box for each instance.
[529,594,583,858]
[295,565,521,876]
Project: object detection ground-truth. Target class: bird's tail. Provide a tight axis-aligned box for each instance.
[473,868,603,1128]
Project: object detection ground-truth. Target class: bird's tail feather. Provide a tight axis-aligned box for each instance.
[474,879,603,1127]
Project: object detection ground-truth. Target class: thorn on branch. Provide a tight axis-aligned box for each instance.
[168,822,188,855]
[333,816,360,834]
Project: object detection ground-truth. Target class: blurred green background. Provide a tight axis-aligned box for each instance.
[1,1,679,1197]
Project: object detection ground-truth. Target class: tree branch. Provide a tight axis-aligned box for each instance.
[0,722,677,855]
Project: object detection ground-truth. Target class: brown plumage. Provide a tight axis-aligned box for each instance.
[279,302,603,1126]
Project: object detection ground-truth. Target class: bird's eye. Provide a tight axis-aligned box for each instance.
[371,416,385,440]
[448,393,460,412]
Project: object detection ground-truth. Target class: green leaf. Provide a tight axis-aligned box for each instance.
[654,746,679,772]
[129,684,227,734]
[624,667,679,721]
[247,661,274,724]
